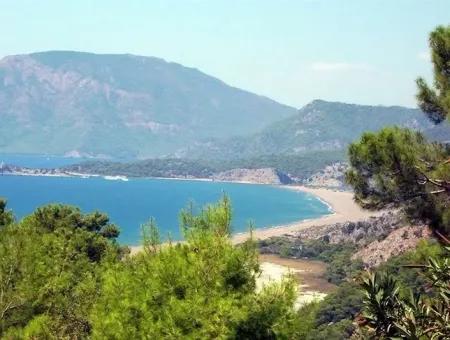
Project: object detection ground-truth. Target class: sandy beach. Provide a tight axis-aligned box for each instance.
[129,185,380,254]
[249,186,382,307]
[257,254,335,308]
[231,185,382,244]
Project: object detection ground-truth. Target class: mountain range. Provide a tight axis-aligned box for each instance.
[0,51,295,158]
[1,51,449,160]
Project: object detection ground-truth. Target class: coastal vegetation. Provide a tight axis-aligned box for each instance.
[260,232,448,339]
[346,25,450,338]
[260,237,363,285]
[346,25,450,235]
[6,194,443,339]
[5,194,445,338]
[255,26,450,338]
[0,200,123,338]
[63,150,346,182]
[0,197,306,338]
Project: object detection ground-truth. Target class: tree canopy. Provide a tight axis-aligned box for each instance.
[0,203,122,338]
[0,198,304,339]
[346,25,450,338]
[90,197,300,339]
[347,25,450,235]
[0,198,14,228]
[416,25,450,124]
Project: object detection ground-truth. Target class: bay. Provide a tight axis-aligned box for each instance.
[0,175,331,245]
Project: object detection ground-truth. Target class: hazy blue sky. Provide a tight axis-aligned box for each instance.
[1,0,449,108]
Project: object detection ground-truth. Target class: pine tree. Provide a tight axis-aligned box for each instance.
[416,25,450,124]
[347,25,450,234]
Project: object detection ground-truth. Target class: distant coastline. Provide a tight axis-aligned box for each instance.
[1,164,376,250]
[0,168,270,185]
[0,164,289,186]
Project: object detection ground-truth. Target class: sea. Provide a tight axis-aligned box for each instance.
[0,154,332,245]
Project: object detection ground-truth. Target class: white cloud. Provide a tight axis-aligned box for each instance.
[418,51,431,62]
[311,61,372,72]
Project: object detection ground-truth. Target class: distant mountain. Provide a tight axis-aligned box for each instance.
[185,100,450,159]
[0,51,296,158]
[3,52,449,161]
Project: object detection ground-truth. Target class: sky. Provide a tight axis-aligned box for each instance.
[1,0,449,108]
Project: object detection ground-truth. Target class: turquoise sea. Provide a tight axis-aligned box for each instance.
[0,154,332,245]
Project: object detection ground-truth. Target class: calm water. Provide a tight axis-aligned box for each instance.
[0,154,332,245]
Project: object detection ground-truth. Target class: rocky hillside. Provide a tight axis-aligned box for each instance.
[258,211,433,268]
[259,211,432,268]
[0,51,295,158]
[352,225,432,267]
[185,100,450,159]
[265,212,405,248]
[302,162,349,188]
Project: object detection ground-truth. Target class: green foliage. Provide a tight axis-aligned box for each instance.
[359,245,450,339]
[314,283,364,326]
[90,197,300,339]
[360,271,404,337]
[0,198,307,338]
[377,240,444,297]
[29,204,120,239]
[0,198,14,228]
[305,319,354,340]
[347,26,450,235]
[0,204,121,338]
[66,149,347,181]
[346,126,450,233]
[141,218,161,253]
[294,241,448,339]
[295,302,321,339]
[347,26,450,336]
[416,25,450,124]
[304,240,364,284]
[324,251,364,285]
[180,196,233,238]
[234,280,298,339]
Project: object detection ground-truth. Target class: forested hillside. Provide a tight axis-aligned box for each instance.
[185,100,450,159]
[64,150,346,181]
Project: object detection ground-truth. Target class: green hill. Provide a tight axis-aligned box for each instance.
[185,100,450,159]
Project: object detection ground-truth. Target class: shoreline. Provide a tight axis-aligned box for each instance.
[129,185,381,254]
[0,171,276,185]
[3,172,380,247]
[231,185,382,244]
